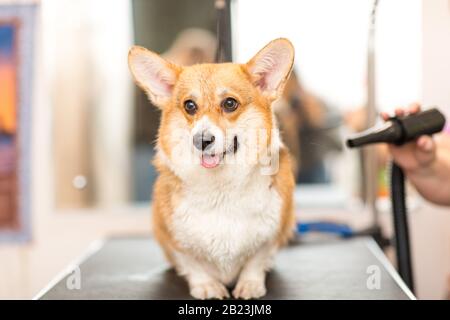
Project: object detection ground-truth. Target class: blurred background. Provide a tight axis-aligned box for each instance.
[0,0,449,299]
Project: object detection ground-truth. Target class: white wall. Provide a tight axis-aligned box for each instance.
[422,0,450,116]
[42,0,134,207]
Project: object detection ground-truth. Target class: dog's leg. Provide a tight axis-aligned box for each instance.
[232,244,276,299]
[174,251,229,300]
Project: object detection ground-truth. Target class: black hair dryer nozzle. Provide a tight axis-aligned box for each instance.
[346,108,446,148]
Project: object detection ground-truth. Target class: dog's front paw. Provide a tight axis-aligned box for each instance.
[190,281,230,300]
[232,280,267,299]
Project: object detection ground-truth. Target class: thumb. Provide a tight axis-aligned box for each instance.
[416,135,435,153]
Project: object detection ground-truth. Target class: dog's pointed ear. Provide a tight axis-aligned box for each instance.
[128,46,181,108]
[245,38,295,100]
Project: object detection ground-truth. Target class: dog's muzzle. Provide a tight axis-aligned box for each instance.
[193,131,215,152]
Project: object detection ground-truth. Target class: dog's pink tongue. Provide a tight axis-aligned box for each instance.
[201,154,220,168]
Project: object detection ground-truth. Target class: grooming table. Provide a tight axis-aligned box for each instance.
[36,236,414,300]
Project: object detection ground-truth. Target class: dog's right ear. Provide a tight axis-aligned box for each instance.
[128,46,181,108]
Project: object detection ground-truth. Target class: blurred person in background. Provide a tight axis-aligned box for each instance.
[162,28,216,65]
[275,70,343,184]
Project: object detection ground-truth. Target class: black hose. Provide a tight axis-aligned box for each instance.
[214,0,232,63]
[390,162,415,293]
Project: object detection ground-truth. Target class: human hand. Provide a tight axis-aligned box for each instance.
[380,103,437,174]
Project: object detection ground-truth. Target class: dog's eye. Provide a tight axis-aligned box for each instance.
[184,100,197,115]
[221,97,239,113]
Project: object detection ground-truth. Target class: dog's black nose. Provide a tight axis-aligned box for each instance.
[193,131,215,151]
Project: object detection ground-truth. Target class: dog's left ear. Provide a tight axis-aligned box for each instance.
[245,38,295,100]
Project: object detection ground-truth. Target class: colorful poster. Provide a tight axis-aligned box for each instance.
[0,4,36,242]
[0,22,18,231]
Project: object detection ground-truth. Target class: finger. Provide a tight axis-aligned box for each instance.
[408,102,421,114]
[380,112,389,121]
[395,108,405,117]
[416,135,434,152]
[387,143,403,154]
[387,143,408,163]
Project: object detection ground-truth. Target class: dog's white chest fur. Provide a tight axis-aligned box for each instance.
[172,169,282,281]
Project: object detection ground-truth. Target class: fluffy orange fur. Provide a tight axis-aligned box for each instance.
[148,60,295,258]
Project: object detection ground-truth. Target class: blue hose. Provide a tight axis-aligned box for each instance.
[297,221,354,238]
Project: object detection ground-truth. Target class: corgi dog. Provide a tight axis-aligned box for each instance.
[128,38,296,299]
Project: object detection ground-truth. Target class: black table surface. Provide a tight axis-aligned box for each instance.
[37,236,414,300]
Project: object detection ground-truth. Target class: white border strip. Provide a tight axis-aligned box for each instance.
[32,239,106,300]
[366,238,416,300]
